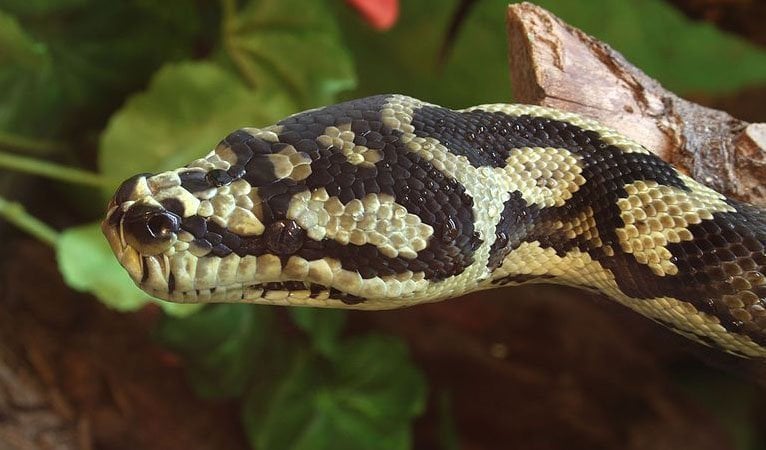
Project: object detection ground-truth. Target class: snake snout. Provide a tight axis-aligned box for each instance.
[121,203,181,256]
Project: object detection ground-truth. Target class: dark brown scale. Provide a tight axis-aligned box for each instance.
[191,238,212,253]
[262,282,284,291]
[168,272,176,293]
[228,164,246,179]
[228,143,255,164]
[330,288,366,305]
[243,155,279,186]
[294,139,316,153]
[222,231,241,251]
[493,274,557,286]
[218,129,255,148]
[255,180,305,222]
[181,215,207,238]
[179,170,210,192]
[211,244,231,257]
[206,169,233,186]
[205,220,225,235]
[160,198,185,216]
[269,193,295,217]
[309,284,324,298]
[236,236,266,256]
[264,220,305,255]
[205,232,223,246]
[488,192,539,271]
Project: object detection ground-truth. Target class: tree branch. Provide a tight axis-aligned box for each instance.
[506,2,766,206]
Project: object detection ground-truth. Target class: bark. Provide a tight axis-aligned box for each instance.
[506,2,766,206]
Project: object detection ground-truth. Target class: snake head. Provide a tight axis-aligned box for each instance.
[102,172,186,288]
[102,96,491,308]
[101,125,311,303]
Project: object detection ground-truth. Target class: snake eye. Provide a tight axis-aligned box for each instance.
[146,213,178,238]
[122,204,180,255]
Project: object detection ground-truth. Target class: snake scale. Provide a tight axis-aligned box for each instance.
[102,95,766,358]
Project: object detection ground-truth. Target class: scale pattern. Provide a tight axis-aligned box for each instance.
[102,95,766,358]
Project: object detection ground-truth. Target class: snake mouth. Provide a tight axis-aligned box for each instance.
[102,205,142,281]
[141,280,376,309]
[144,280,366,306]
[101,210,370,306]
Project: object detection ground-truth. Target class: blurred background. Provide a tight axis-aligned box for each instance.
[1,0,765,449]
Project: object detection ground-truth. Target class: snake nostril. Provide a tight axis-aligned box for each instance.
[265,219,305,255]
[122,204,180,255]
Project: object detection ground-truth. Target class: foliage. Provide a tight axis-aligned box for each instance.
[333,0,766,108]
[2,0,766,448]
[99,61,289,193]
[157,306,426,449]
[242,334,425,450]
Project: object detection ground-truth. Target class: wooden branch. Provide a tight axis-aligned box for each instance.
[506,2,766,206]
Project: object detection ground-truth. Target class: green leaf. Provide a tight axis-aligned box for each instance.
[57,222,153,311]
[0,12,47,68]
[0,1,198,139]
[225,0,356,109]
[336,0,766,108]
[0,0,90,16]
[333,0,511,108]
[289,308,346,357]
[99,60,293,196]
[437,391,459,450]
[244,335,426,450]
[156,304,273,398]
[56,222,202,315]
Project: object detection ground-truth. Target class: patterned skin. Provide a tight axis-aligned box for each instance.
[102,95,766,358]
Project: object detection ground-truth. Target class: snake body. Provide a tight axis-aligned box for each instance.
[102,95,766,358]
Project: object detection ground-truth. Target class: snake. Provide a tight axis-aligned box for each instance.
[101,95,766,359]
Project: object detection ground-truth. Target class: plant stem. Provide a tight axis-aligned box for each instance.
[0,151,110,187]
[0,130,67,154]
[0,196,59,246]
[220,0,260,89]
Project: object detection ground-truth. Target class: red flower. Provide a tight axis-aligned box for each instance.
[346,0,399,30]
